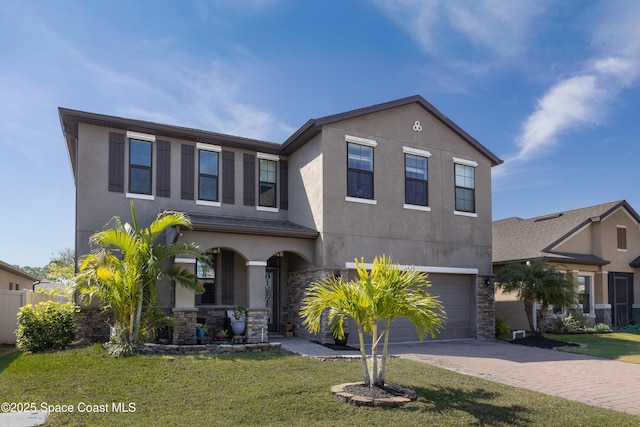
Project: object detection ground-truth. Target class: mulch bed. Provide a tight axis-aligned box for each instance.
[332,382,418,407]
[511,334,580,349]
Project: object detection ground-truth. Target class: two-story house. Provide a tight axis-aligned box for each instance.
[493,200,640,331]
[60,95,503,344]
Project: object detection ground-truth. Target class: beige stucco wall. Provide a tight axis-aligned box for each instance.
[0,268,35,291]
[315,103,493,273]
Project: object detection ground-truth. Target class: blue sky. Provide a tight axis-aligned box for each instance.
[2,1,640,268]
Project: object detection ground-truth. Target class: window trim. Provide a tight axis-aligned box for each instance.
[577,273,595,316]
[127,137,154,198]
[453,158,477,216]
[346,139,376,201]
[257,152,279,211]
[403,147,430,209]
[617,225,628,252]
[196,143,221,205]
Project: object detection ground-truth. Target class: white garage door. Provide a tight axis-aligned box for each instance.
[348,273,475,343]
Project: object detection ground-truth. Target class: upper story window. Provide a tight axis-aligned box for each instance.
[617,225,627,251]
[453,158,477,215]
[346,135,376,202]
[197,143,221,204]
[257,153,279,210]
[129,139,152,195]
[404,147,430,208]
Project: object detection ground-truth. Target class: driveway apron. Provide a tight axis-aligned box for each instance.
[389,339,640,416]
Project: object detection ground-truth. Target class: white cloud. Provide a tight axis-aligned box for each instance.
[496,2,640,177]
[374,0,543,58]
[510,75,605,162]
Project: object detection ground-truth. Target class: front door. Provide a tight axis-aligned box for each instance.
[265,268,279,332]
[609,272,634,327]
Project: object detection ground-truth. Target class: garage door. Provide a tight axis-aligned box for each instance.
[347,273,475,343]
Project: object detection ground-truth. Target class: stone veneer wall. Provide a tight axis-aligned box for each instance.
[476,276,495,340]
[75,307,111,342]
[172,308,197,345]
[287,268,346,344]
[246,309,269,343]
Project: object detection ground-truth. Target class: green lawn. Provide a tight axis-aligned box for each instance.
[1,345,639,427]
[547,330,640,363]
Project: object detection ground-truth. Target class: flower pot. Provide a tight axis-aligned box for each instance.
[231,321,246,335]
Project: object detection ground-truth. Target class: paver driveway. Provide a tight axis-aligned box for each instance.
[389,340,640,416]
[280,337,640,415]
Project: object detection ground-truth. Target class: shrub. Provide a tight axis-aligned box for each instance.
[584,323,613,334]
[104,336,137,358]
[495,316,512,339]
[16,301,77,353]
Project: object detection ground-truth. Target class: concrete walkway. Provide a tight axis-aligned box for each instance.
[278,337,640,416]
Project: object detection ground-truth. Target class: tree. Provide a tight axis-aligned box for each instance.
[496,261,576,335]
[301,256,445,388]
[75,201,206,346]
[46,247,76,286]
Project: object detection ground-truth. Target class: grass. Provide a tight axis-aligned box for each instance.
[547,330,640,363]
[1,345,639,426]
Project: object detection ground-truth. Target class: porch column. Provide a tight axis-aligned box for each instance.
[172,257,198,344]
[594,271,611,326]
[245,261,268,343]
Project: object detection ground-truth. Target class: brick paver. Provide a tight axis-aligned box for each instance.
[280,337,640,415]
[389,340,640,416]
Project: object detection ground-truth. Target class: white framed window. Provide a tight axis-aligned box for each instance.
[617,225,627,251]
[125,131,156,200]
[404,147,431,209]
[577,274,595,316]
[453,157,477,216]
[257,153,279,212]
[196,143,221,207]
[346,135,376,202]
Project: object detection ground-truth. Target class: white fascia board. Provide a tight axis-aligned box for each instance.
[175,257,196,264]
[344,262,478,275]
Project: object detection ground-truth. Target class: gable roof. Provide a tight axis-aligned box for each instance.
[0,259,39,282]
[281,95,503,166]
[493,200,640,265]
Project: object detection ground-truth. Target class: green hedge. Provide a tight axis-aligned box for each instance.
[15,301,77,353]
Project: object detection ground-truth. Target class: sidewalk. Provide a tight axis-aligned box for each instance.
[278,337,640,416]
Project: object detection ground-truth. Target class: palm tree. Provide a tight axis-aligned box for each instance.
[496,261,576,335]
[75,201,205,345]
[301,256,445,387]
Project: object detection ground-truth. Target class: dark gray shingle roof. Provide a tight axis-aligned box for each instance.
[493,200,638,265]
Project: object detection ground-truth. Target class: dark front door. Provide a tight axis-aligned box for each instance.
[609,272,634,327]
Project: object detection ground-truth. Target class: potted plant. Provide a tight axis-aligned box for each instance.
[215,329,228,341]
[196,323,208,344]
[230,305,246,335]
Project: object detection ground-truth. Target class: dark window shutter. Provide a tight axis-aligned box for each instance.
[280,160,288,210]
[181,144,195,200]
[156,140,171,198]
[222,151,235,204]
[108,132,125,193]
[243,153,255,206]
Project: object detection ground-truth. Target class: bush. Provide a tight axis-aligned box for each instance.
[584,323,613,334]
[15,301,77,353]
[495,316,512,339]
[104,336,137,357]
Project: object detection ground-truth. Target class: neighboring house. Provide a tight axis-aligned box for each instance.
[59,95,502,344]
[0,259,38,291]
[493,200,640,330]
